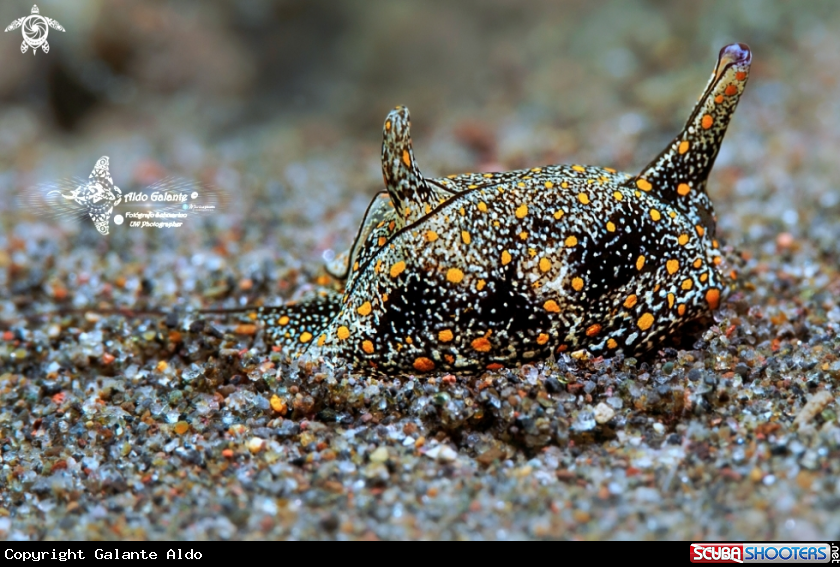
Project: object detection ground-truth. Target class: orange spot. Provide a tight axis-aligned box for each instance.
[678,304,687,316]
[439,329,454,343]
[650,209,662,221]
[577,193,590,205]
[606,221,616,232]
[544,300,561,313]
[486,363,504,371]
[278,315,290,326]
[605,167,616,173]
[557,344,568,353]
[382,293,389,302]
[390,261,406,278]
[637,313,655,331]
[337,326,350,340]
[544,181,554,189]
[712,239,719,249]
[677,183,691,196]
[477,202,488,213]
[565,235,578,247]
[678,140,690,154]
[501,251,512,265]
[725,84,738,96]
[706,288,721,310]
[714,95,724,104]
[678,234,689,246]
[696,225,705,237]
[471,337,492,353]
[636,255,645,271]
[666,259,679,275]
[375,260,382,273]
[537,333,549,345]
[413,357,435,372]
[585,324,601,337]
[607,338,618,349]
[299,332,313,343]
[446,268,464,284]
[519,231,529,240]
[713,256,722,266]
[402,149,411,167]
[355,302,371,317]
[539,258,551,273]
[681,278,693,290]
[571,277,584,291]
[624,294,638,309]
[636,179,652,192]
[515,204,528,219]
[553,209,565,220]
[735,71,746,81]
[317,334,326,347]
[572,165,586,172]
[476,279,486,291]
[385,120,391,131]
[613,191,623,201]
[425,230,438,242]
[693,258,703,268]
[667,293,675,309]
[701,114,714,129]
[700,273,709,282]
[362,340,374,354]
[445,354,455,364]
[378,236,387,247]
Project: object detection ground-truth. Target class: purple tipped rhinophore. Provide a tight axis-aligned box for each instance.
[719,43,751,65]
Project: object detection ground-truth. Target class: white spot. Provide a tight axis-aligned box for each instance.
[781,209,798,226]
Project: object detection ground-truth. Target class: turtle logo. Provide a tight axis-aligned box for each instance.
[54,157,122,235]
[4,5,65,55]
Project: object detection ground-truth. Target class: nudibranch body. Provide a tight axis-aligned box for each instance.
[258,44,752,373]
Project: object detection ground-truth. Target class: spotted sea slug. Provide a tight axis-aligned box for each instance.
[256,43,752,374]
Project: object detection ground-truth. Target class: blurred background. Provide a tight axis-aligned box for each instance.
[2,0,840,542]
[1,0,839,304]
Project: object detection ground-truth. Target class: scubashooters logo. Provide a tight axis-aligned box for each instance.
[690,543,834,563]
[20,156,224,235]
